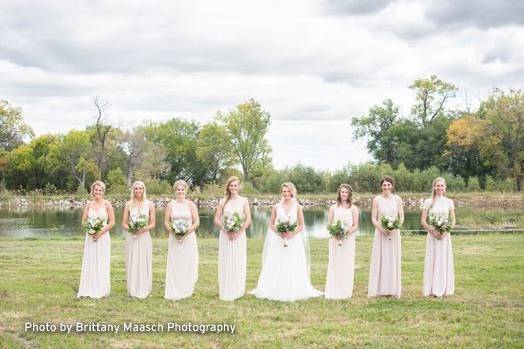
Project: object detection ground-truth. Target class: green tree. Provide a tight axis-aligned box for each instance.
[141,118,202,185]
[351,99,399,164]
[409,75,457,126]
[196,123,235,183]
[48,130,98,191]
[216,99,272,182]
[445,114,494,188]
[0,100,34,151]
[478,89,524,191]
[118,127,169,187]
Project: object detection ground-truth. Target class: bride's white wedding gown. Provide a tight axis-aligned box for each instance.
[250,201,323,301]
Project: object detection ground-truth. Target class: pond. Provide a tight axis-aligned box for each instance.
[0,207,415,239]
[0,206,521,239]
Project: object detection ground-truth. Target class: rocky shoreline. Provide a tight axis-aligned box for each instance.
[0,194,522,210]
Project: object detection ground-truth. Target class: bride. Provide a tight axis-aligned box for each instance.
[250,182,323,301]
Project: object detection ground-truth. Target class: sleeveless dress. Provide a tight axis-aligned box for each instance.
[368,195,402,298]
[325,205,356,299]
[218,197,247,301]
[124,200,152,298]
[423,196,455,297]
[77,203,111,298]
[250,201,323,301]
[165,200,199,300]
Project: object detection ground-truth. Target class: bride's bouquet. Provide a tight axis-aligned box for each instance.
[224,212,243,233]
[380,215,400,240]
[327,219,350,246]
[276,218,297,247]
[171,219,190,244]
[85,217,105,236]
[128,214,148,238]
[428,213,451,237]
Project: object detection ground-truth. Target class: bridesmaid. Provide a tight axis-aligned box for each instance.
[325,184,359,299]
[213,176,252,301]
[421,177,456,297]
[77,181,115,298]
[164,180,200,300]
[368,175,404,298]
[122,181,155,299]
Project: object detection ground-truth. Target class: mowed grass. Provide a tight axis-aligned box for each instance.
[0,234,523,348]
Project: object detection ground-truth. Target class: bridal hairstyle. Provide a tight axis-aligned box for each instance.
[336,183,353,207]
[90,180,106,198]
[281,182,298,200]
[129,181,147,210]
[379,175,395,189]
[429,177,447,210]
[173,179,189,194]
[224,176,240,205]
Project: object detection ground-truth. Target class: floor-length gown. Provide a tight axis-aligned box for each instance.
[77,205,111,298]
[125,201,153,298]
[423,196,455,297]
[325,205,356,299]
[250,201,323,301]
[165,200,199,300]
[368,195,402,298]
[218,197,247,301]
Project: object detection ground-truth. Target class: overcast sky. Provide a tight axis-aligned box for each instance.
[1,0,523,170]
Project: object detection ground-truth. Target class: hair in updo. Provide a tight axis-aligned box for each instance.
[380,175,395,188]
[90,180,106,197]
[281,182,297,200]
[173,179,189,193]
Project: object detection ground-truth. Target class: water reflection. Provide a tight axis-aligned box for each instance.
[0,207,425,239]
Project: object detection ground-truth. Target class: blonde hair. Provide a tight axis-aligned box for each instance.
[224,176,240,205]
[336,183,353,207]
[90,181,106,198]
[281,182,297,200]
[429,177,446,210]
[173,180,189,193]
[129,181,147,210]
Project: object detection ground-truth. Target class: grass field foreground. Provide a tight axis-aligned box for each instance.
[0,234,523,348]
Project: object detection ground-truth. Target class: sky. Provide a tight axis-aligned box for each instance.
[1,0,523,170]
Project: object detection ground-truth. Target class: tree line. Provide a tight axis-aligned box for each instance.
[0,76,522,195]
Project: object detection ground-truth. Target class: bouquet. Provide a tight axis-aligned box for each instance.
[380,215,400,240]
[171,219,190,243]
[224,212,243,233]
[276,217,298,247]
[85,217,105,236]
[327,219,350,246]
[428,213,451,237]
[128,214,148,237]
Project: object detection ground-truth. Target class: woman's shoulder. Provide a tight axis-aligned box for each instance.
[422,198,432,210]
[444,196,455,207]
[103,199,113,208]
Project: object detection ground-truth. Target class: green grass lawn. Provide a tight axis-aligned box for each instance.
[0,234,523,348]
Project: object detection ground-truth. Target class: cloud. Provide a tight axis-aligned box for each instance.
[426,0,524,29]
[0,0,523,169]
[324,0,394,15]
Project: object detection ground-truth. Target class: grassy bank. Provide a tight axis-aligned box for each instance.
[0,234,523,348]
